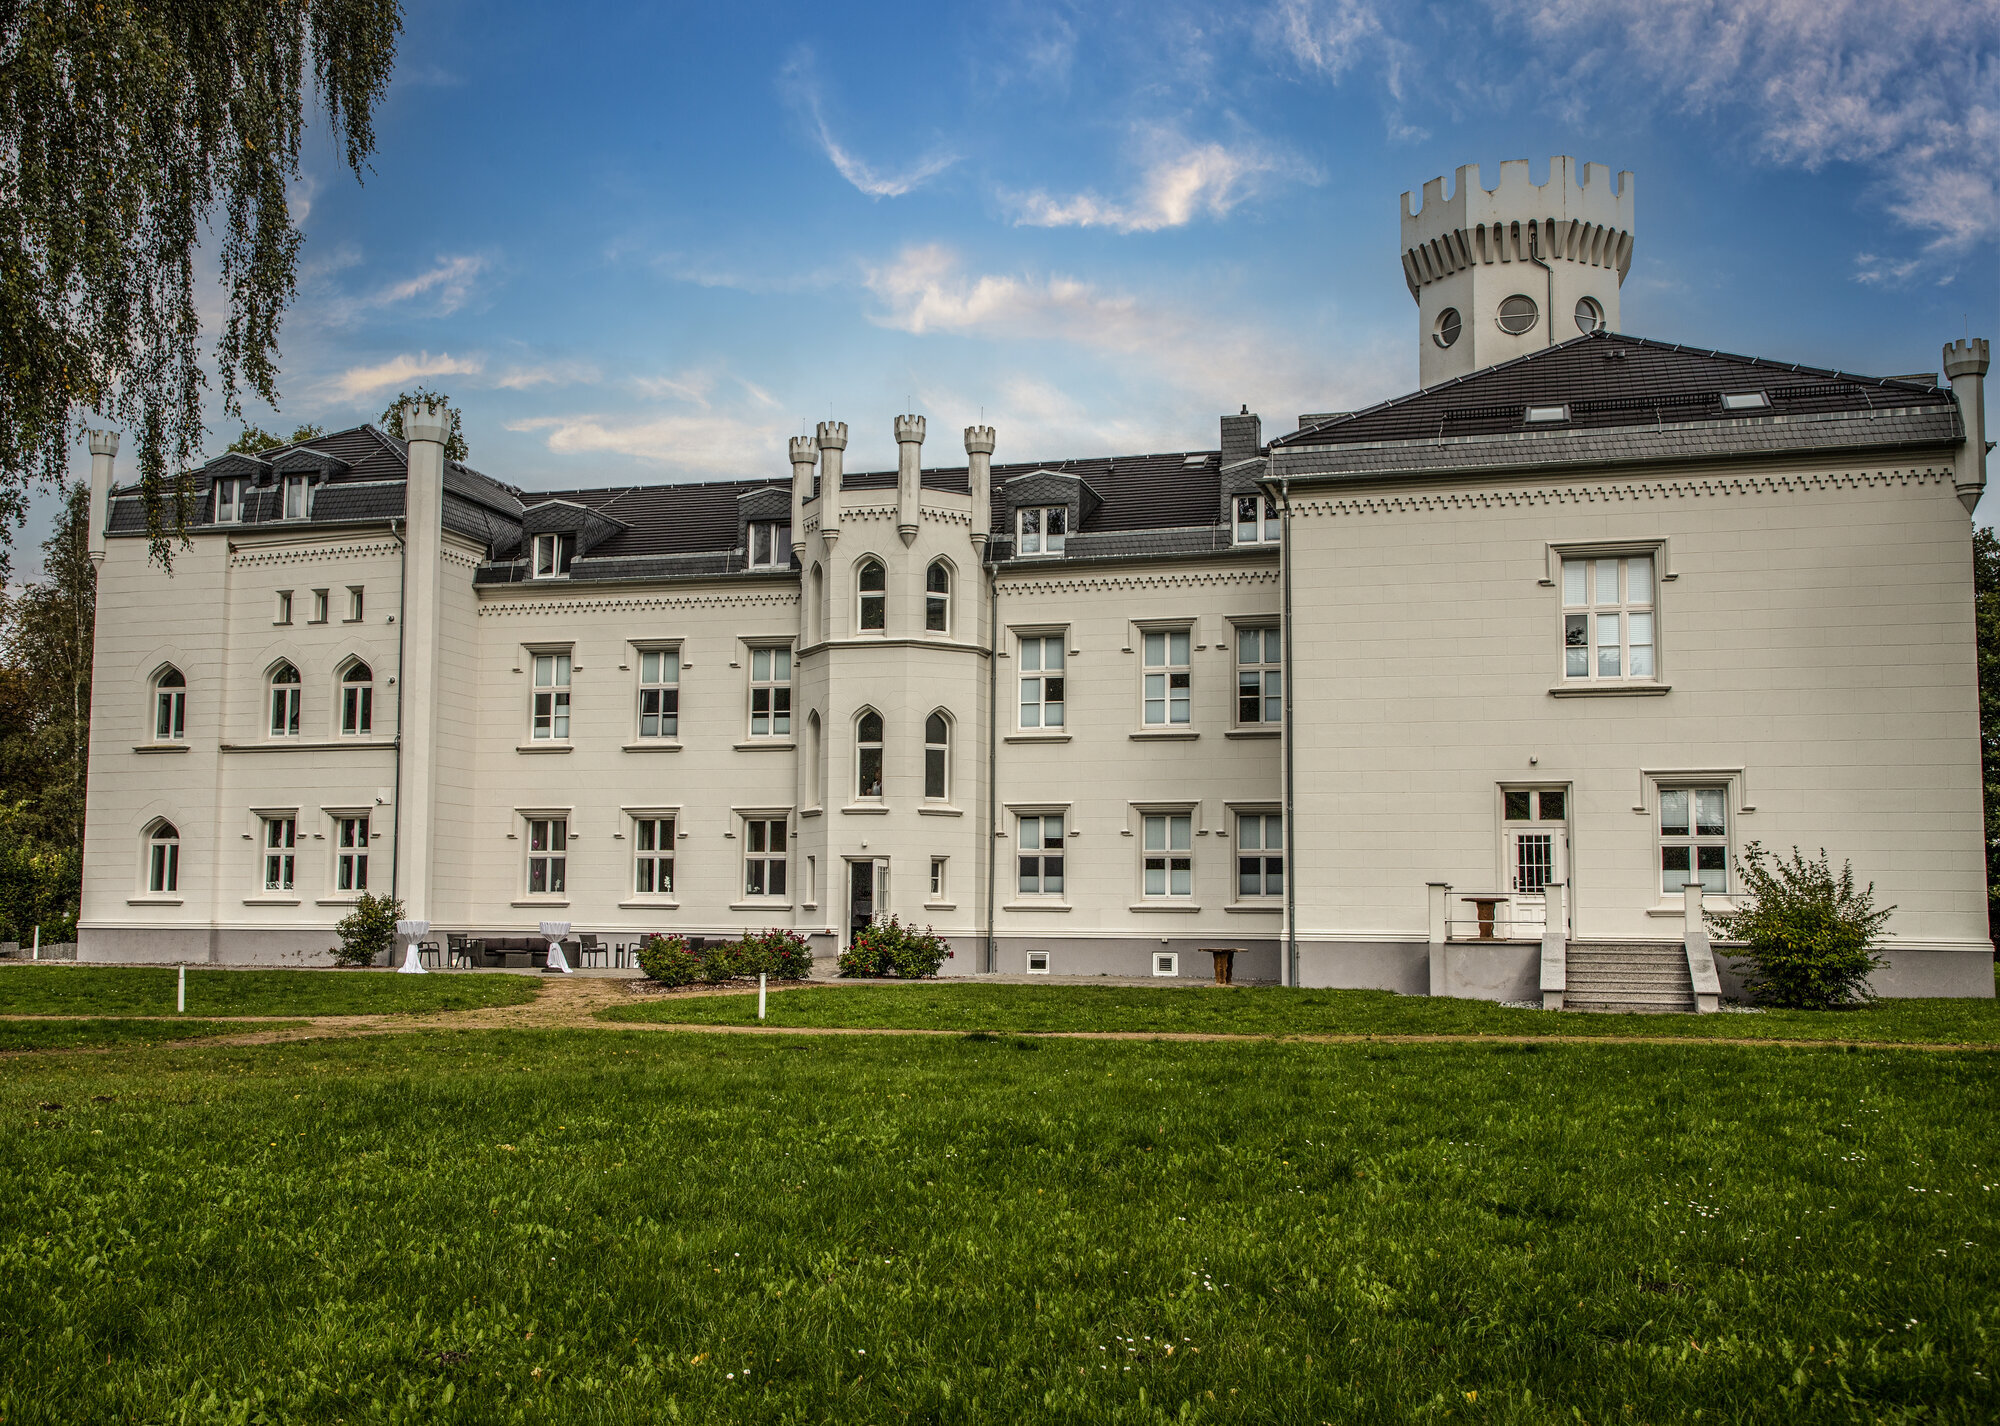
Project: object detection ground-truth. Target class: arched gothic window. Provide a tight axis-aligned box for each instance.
[809,563,824,645]
[858,560,886,631]
[147,821,180,893]
[268,662,301,738]
[341,661,374,735]
[925,712,949,799]
[925,561,950,633]
[856,709,884,798]
[153,668,186,742]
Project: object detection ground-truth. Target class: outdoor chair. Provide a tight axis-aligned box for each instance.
[418,941,441,968]
[578,934,607,968]
[446,934,472,969]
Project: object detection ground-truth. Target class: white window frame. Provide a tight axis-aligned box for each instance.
[1152,951,1180,978]
[275,590,293,625]
[1235,626,1281,726]
[525,815,568,897]
[925,560,951,633]
[532,532,572,579]
[929,856,947,900]
[1141,811,1194,898]
[268,663,301,738]
[146,820,180,893]
[334,814,370,893]
[309,589,329,624]
[743,814,789,898]
[530,650,572,741]
[1233,494,1279,545]
[214,476,245,524]
[1017,505,1067,555]
[1015,811,1067,897]
[346,586,365,622]
[282,473,312,521]
[1560,550,1659,684]
[855,708,885,800]
[1025,950,1052,974]
[748,521,792,569]
[1141,628,1192,726]
[635,646,680,740]
[633,813,677,897]
[1017,632,1066,730]
[856,559,887,631]
[1235,809,1284,899]
[923,711,949,800]
[262,815,297,892]
[153,668,186,742]
[747,646,792,738]
[340,661,373,736]
[1659,785,1730,897]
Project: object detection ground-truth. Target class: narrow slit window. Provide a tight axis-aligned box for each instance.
[268,663,301,738]
[148,822,180,893]
[341,663,373,735]
[154,668,186,742]
[925,561,951,633]
[856,711,884,798]
[924,712,948,799]
[857,560,886,630]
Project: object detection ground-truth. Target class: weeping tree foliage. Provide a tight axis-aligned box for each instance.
[378,386,467,462]
[0,0,404,571]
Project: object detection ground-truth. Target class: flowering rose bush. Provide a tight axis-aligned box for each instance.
[838,915,949,978]
[635,934,700,987]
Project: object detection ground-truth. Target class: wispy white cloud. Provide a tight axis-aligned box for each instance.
[493,359,602,390]
[1267,0,1384,81]
[368,254,489,315]
[330,351,484,401]
[1008,130,1312,232]
[784,53,958,198]
[505,413,785,475]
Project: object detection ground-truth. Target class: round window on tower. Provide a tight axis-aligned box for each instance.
[1497,295,1539,335]
[1432,307,1462,349]
[1575,296,1605,334]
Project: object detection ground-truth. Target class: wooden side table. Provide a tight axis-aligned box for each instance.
[1199,947,1240,986]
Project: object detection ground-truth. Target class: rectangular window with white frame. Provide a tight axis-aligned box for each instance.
[214,476,246,524]
[283,474,312,521]
[1234,495,1279,545]
[1017,505,1067,554]
[526,817,567,895]
[1561,553,1656,682]
[1236,812,1283,897]
[532,532,573,579]
[1659,787,1728,895]
[1142,629,1192,726]
[748,521,792,568]
[1153,951,1180,977]
[1016,813,1065,895]
[262,816,296,892]
[346,586,365,622]
[335,815,369,892]
[634,815,675,896]
[309,589,329,623]
[748,647,792,737]
[929,856,947,900]
[1018,633,1065,729]
[744,815,788,897]
[637,648,680,739]
[531,651,572,740]
[1236,627,1281,725]
[1142,812,1194,897]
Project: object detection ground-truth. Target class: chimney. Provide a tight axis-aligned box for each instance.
[1221,405,1262,467]
[1944,337,1990,514]
[965,424,995,550]
[85,429,120,568]
[815,421,847,545]
[787,434,817,557]
[895,414,925,546]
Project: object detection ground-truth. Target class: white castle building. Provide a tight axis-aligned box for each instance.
[76,158,1996,1003]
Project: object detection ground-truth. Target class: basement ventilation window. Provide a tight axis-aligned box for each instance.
[1026,950,1051,975]
[1153,952,1179,978]
[1524,405,1570,424]
[1720,391,1771,411]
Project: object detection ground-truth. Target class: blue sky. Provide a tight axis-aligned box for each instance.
[38,0,2000,563]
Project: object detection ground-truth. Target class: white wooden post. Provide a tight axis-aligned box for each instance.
[177,964,185,1014]
[1425,882,1449,997]
[758,973,767,1021]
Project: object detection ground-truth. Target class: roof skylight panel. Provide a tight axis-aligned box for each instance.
[1720,391,1771,411]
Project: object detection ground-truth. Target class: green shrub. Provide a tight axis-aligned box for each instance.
[1707,842,1892,1009]
[839,915,949,978]
[635,935,700,987]
[741,928,814,980]
[699,940,745,984]
[331,891,404,968]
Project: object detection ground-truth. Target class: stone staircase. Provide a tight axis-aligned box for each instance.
[1562,942,1695,1014]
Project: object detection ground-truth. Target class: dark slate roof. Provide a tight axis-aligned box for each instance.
[1273,330,1958,448]
[531,480,775,558]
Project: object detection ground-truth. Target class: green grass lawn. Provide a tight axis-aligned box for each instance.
[0,964,542,1018]
[600,979,2000,1044]
[1,1029,1993,1423]
[0,1018,280,1052]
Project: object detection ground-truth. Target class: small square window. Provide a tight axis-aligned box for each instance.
[1153,952,1179,978]
[1026,950,1051,974]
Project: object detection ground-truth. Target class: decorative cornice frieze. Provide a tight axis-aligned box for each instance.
[478,592,800,617]
[229,539,402,567]
[920,506,971,526]
[1294,466,1955,520]
[997,568,1279,597]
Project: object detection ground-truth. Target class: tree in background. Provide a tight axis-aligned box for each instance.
[0,1,403,571]
[378,389,469,463]
[227,424,326,455]
[1975,527,2000,943]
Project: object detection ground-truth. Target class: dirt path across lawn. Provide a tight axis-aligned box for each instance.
[3,974,1998,1054]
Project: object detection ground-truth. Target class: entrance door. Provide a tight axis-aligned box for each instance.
[1502,787,1570,935]
[848,859,875,944]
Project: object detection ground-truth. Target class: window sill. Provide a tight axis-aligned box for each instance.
[1224,728,1280,740]
[1004,732,1071,744]
[799,806,822,818]
[1646,899,1734,917]
[926,901,957,912]
[1226,902,1283,914]
[243,897,302,907]
[516,742,574,753]
[734,740,796,751]
[133,743,191,754]
[126,896,183,906]
[729,901,794,912]
[621,740,683,753]
[314,897,362,907]
[618,900,681,910]
[1002,901,1070,912]
[841,803,890,816]
[1548,683,1671,699]
[1130,729,1199,741]
[510,898,571,908]
[1129,901,1201,913]
[918,804,963,817]
[221,740,393,753]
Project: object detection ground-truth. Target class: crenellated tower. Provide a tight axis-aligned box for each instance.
[1402,156,1634,386]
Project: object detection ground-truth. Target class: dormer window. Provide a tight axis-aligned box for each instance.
[1234,495,1279,544]
[748,521,791,569]
[1524,405,1570,425]
[282,473,312,520]
[532,533,573,579]
[1018,505,1067,555]
[214,477,246,523]
[1720,391,1770,411]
